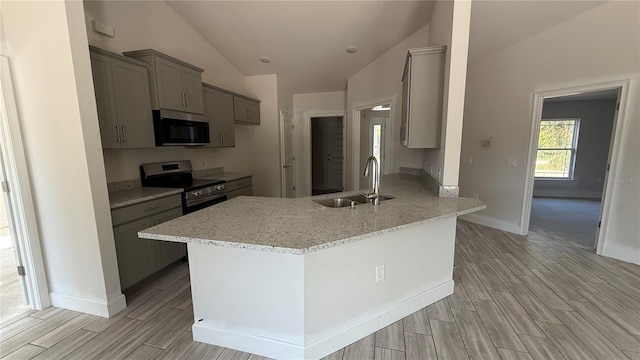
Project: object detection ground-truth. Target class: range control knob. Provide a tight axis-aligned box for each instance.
[192,190,202,197]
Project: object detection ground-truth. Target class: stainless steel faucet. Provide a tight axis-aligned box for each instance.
[363,156,380,205]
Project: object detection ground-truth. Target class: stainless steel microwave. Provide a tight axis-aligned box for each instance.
[153,109,210,146]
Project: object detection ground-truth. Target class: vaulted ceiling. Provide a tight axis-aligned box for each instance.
[166,1,607,94]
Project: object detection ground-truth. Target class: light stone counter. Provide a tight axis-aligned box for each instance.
[109,187,182,209]
[139,174,485,254]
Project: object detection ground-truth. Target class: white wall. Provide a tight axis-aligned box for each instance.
[83,0,253,182]
[1,0,125,316]
[292,91,346,197]
[345,25,430,190]
[422,0,471,186]
[459,1,640,263]
[534,99,616,199]
[245,75,282,197]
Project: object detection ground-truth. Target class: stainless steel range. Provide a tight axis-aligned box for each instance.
[140,160,226,214]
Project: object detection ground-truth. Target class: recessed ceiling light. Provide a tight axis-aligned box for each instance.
[345,46,358,54]
[259,57,271,64]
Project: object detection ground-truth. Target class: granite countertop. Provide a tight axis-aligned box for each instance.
[109,187,183,209]
[199,172,253,182]
[138,174,486,254]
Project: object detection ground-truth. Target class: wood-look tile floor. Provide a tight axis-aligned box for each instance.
[2,220,639,359]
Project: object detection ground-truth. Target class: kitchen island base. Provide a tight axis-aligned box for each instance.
[187,217,456,359]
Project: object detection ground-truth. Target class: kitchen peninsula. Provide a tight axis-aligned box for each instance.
[138,173,485,359]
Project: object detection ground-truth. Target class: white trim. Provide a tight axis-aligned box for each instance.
[279,110,295,198]
[0,56,50,309]
[521,79,631,254]
[49,292,126,318]
[304,112,347,193]
[192,280,453,360]
[351,96,397,191]
[460,213,523,235]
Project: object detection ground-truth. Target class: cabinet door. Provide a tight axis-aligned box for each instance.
[246,100,261,125]
[182,67,204,115]
[90,52,120,149]
[113,217,156,290]
[111,58,155,149]
[204,87,235,147]
[233,96,248,123]
[150,208,185,269]
[155,57,184,112]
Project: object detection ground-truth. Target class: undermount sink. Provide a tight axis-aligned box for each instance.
[313,194,395,208]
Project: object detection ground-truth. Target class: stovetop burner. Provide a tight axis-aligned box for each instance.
[139,160,224,190]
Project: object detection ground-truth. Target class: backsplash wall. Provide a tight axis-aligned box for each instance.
[103,126,252,183]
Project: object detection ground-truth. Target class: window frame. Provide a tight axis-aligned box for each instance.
[534,118,580,180]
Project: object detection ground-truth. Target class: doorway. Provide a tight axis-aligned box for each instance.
[280,111,295,198]
[522,81,629,252]
[311,116,344,195]
[359,105,389,190]
[0,55,49,318]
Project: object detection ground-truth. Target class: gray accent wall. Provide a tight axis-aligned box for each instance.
[533,99,616,199]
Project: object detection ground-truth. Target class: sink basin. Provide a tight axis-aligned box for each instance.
[312,194,395,208]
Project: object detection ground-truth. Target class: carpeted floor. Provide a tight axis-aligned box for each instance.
[529,197,601,248]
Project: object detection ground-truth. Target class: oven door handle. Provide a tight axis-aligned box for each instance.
[185,192,226,208]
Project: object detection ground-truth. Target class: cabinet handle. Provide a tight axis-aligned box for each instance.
[219,132,222,144]
[222,131,225,144]
[114,125,120,143]
[181,93,185,107]
[185,93,189,108]
[121,125,127,144]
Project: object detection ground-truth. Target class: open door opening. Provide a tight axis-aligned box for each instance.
[525,87,622,250]
[359,105,389,190]
[311,116,344,195]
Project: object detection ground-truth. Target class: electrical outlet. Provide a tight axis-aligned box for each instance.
[375,264,385,282]
[462,157,473,164]
[506,157,517,168]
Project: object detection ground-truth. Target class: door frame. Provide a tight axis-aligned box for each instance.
[305,112,346,195]
[352,97,396,191]
[521,78,631,253]
[279,110,295,197]
[0,56,50,309]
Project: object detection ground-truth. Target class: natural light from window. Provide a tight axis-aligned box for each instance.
[535,118,580,179]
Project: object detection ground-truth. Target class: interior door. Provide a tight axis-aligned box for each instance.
[280,111,295,198]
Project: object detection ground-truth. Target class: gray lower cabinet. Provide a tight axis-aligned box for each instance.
[89,46,155,150]
[111,194,185,290]
[233,96,261,125]
[226,176,253,199]
[203,84,235,147]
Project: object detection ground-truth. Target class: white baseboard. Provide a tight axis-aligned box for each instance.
[459,213,523,235]
[600,244,640,265]
[49,292,126,318]
[192,280,454,360]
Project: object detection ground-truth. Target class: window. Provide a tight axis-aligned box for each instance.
[535,119,580,179]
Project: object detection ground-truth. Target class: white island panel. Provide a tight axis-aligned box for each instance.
[187,217,455,359]
[303,217,455,357]
[189,243,305,358]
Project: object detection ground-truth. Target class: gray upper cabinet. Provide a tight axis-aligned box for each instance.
[89,46,155,150]
[124,49,204,115]
[203,84,235,147]
[233,96,261,125]
[400,46,446,149]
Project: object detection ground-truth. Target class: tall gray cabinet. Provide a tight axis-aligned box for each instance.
[400,46,446,148]
[89,46,155,150]
[124,49,204,115]
[203,84,235,147]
